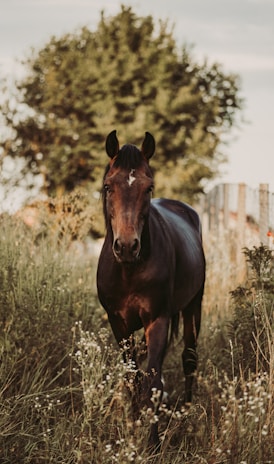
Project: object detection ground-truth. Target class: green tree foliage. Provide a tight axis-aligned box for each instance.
[0,6,243,200]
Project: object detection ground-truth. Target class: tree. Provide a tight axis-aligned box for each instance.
[0,5,243,201]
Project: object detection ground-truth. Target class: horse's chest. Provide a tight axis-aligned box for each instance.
[104,277,150,311]
[97,248,173,326]
[101,271,167,322]
[114,291,160,333]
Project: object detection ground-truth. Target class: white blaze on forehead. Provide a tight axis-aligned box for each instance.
[127,169,136,186]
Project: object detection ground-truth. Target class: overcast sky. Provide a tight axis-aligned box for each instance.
[1,0,274,192]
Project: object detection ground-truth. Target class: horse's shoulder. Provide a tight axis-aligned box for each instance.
[151,198,201,232]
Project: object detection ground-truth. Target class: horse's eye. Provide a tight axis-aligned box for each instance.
[104,184,110,193]
[147,185,154,194]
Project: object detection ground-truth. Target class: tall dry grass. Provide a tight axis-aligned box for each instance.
[0,205,273,463]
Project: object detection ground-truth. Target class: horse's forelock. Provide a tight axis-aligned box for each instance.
[113,144,143,170]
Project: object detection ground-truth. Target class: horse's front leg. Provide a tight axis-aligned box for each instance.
[142,315,169,447]
[107,313,139,368]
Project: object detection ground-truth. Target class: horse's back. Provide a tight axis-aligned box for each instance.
[151,198,202,248]
[152,198,201,234]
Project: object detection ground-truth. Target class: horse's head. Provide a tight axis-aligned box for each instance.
[103,130,155,263]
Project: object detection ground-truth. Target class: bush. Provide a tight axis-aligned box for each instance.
[229,244,274,377]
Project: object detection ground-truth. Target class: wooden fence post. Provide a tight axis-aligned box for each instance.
[237,183,246,281]
[223,183,229,230]
[208,186,219,232]
[259,184,269,245]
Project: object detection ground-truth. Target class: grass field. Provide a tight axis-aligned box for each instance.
[0,209,273,463]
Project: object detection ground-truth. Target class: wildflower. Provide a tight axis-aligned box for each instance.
[149,414,159,424]
[262,425,268,436]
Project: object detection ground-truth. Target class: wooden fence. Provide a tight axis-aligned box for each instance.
[198,183,274,243]
[197,183,274,281]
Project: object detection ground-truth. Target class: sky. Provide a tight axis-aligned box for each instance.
[0,0,274,200]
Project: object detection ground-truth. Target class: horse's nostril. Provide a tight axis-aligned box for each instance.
[114,238,122,254]
[131,239,139,254]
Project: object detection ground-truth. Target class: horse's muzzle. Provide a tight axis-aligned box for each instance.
[113,237,140,263]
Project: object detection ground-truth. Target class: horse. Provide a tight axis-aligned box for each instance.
[96,130,205,446]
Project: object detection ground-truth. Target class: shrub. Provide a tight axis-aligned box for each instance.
[229,244,274,377]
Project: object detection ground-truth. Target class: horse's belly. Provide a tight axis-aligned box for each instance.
[173,253,205,311]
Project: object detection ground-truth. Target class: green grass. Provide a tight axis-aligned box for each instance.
[0,213,273,463]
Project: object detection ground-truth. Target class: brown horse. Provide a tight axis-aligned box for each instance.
[97,130,205,445]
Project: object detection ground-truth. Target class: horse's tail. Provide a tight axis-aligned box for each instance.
[169,312,180,345]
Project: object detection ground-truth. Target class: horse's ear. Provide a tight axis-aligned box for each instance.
[141,132,155,160]
[106,130,119,158]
